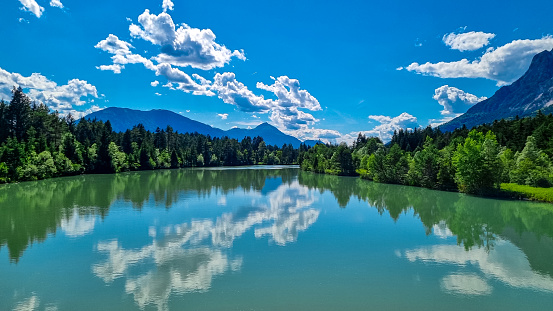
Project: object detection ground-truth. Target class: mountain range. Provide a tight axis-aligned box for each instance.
[85,107,309,147]
[440,49,553,131]
[86,50,553,144]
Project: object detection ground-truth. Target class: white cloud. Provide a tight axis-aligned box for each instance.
[443,31,496,51]
[0,66,99,117]
[129,9,245,70]
[287,127,342,144]
[95,34,133,55]
[211,72,273,112]
[257,76,320,111]
[406,36,553,85]
[162,0,174,12]
[367,112,419,142]
[95,35,157,73]
[49,0,63,8]
[428,116,455,128]
[269,106,318,131]
[257,76,321,131]
[155,63,214,96]
[150,80,160,87]
[18,0,44,18]
[95,5,327,136]
[217,113,228,120]
[96,64,123,74]
[433,85,486,115]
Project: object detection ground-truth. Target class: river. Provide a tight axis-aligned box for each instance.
[1,166,553,310]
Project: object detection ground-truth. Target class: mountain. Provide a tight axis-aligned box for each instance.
[85,107,303,147]
[225,122,301,147]
[440,49,553,132]
[86,107,225,137]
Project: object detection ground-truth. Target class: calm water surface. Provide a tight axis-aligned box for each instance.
[1,166,553,310]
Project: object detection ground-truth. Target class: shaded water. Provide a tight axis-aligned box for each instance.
[1,166,553,310]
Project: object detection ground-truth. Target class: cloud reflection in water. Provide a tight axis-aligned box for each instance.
[404,239,553,295]
[92,180,319,310]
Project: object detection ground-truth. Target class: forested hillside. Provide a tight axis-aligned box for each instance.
[0,87,299,183]
[300,112,553,197]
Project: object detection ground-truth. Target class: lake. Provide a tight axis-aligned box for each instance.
[1,166,553,310]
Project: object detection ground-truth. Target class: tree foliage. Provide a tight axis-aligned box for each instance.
[0,89,300,183]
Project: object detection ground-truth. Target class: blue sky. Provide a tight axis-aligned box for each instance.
[2,0,553,143]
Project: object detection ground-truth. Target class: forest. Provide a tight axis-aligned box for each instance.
[300,111,553,199]
[0,87,299,183]
[2,86,553,202]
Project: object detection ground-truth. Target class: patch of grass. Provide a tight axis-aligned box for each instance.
[501,183,553,203]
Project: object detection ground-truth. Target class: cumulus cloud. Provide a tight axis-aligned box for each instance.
[162,0,174,12]
[211,72,273,112]
[18,0,44,18]
[95,34,156,71]
[217,113,228,120]
[270,107,318,131]
[96,64,123,74]
[433,85,487,115]
[367,112,419,142]
[95,34,133,55]
[49,0,63,8]
[406,36,553,85]
[428,116,455,128]
[257,76,321,131]
[95,3,325,135]
[129,9,245,70]
[287,127,342,144]
[443,31,495,51]
[156,63,214,96]
[150,80,160,87]
[257,76,320,111]
[0,66,99,117]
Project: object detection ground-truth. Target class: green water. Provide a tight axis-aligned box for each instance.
[1,166,553,310]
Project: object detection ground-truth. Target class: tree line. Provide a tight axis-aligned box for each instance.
[0,87,298,183]
[300,111,553,195]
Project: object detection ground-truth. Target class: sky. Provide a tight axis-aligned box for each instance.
[1,0,553,143]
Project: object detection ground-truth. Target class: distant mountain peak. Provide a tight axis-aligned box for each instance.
[255,122,276,129]
[440,49,553,132]
[85,107,305,147]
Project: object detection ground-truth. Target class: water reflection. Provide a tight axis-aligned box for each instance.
[440,273,492,296]
[403,239,553,294]
[60,208,98,238]
[3,168,553,307]
[92,179,318,310]
[299,171,553,271]
[0,167,297,262]
[297,171,553,296]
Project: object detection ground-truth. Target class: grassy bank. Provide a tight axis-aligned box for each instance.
[501,183,553,203]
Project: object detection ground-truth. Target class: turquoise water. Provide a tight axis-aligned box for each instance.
[1,167,553,310]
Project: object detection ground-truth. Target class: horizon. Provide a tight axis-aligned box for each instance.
[2,0,553,143]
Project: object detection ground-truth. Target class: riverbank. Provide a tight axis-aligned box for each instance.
[330,168,553,204]
[501,183,553,203]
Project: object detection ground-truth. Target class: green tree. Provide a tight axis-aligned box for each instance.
[8,87,32,141]
[510,135,552,187]
[453,130,501,194]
